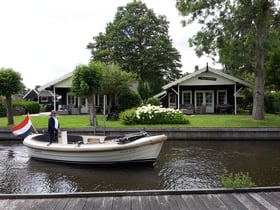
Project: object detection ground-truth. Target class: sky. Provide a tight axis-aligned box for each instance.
[0,0,221,89]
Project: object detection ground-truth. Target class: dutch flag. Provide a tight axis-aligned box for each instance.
[12,115,35,138]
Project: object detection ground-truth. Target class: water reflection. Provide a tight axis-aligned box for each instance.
[1,140,280,194]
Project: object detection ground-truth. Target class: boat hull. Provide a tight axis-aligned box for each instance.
[23,133,166,164]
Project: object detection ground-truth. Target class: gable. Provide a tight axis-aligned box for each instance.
[23,89,38,99]
[163,66,253,90]
[38,71,73,91]
[53,76,72,88]
[180,71,235,86]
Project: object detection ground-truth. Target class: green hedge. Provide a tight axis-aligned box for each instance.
[13,100,40,114]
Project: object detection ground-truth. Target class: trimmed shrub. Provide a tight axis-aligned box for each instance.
[13,100,40,114]
[120,108,137,125]
[144,97,161,106]
[118,89,142,111]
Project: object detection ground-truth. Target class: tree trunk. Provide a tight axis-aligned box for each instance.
[252,20,265,120]
[6,95,14,125]
[108,94,113,114]
[88,93,97,126]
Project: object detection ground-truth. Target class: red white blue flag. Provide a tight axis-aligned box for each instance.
[12,115,35,138]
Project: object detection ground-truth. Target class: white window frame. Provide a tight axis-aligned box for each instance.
[182,91,192,105]
[41,97,48,103]
[217,90,227,105]
[168,92,176,108]
[195,90,214,113]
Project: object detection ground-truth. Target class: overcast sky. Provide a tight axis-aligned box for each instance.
[0,0,220,89]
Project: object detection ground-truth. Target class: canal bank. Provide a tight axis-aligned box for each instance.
[1,127,280,140]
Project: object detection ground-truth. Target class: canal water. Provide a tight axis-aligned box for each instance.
[1,140,280,194]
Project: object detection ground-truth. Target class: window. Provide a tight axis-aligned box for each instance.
[98,95,104,106]
[81,98,86,106]
[182,91,192,105]
[196,92,203,106]
[205,92,213,106]
[217,90,227,104]
[67,94,76,107]
[168,92,176,108]
[41,97,48,102]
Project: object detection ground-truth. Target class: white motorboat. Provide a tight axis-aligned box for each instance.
[23,131,167,165]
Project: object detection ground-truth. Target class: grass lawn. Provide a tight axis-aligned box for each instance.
[1,113,280,129]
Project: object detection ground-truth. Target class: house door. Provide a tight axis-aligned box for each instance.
[195,91,214,113]
[168,92,176,109]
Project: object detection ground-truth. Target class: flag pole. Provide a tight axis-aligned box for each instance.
[28,113,39,134]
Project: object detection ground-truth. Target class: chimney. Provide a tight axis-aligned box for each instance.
[194,65,199,71]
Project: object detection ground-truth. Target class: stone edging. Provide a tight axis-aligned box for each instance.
[1,128,280,140]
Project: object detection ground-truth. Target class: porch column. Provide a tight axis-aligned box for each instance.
[53,87,56,111]
[234,83,237,114]
[177,85,180,109]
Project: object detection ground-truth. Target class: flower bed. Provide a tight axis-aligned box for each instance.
[120,104,189,125]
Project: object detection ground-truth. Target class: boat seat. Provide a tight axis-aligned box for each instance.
[87,138,100,144]
[86,136,106,144]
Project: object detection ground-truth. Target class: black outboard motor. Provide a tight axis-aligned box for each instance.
[117,131,149,144]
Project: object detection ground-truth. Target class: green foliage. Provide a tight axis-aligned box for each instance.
[0,68,24,96]
[101,63,137,95]
[71,61,105,126]
[144,97,161,106]
[0,68,25,125]
[88,1,182,97]
[72,61,104,97]
[120,104,189,125]
[119,108,137,125]
[266,45,280,91]
[221,172,256,188]
[39,104,48,112]
[265,91,280,113]
[101,63,137,113]
[138,81,151,101]
[13,100,40,114]
[0,103,7,117]
[118,89,142,111]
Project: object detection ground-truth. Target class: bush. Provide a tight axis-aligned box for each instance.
[40,104,48,112]
[118,89,142,111]
[221,172,256,188]
[0,103,7,117]
[265,91,280,113]
[13,100,40,114]
[144,97,161,106]
[120,104,189,125]
[119,108,137,125]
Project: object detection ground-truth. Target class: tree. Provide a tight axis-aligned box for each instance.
[101,63,137,113]
[0,68,24,125]
[266,41,280,91]
[71,61,103,126]
[87,0,182,97]
[138,80,151,101]
[176,0,279,120]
